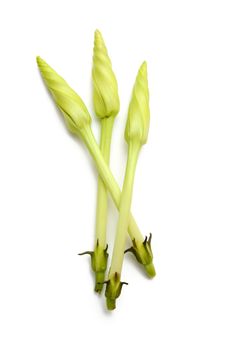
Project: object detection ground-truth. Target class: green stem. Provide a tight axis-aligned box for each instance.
[109,141,141,276]
[90,117,114,292]
[95,117,114,247]
[79,125,143,243]
[79,125,155,278]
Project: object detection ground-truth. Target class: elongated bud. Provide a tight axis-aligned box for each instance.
[125,62,150,145]
[37,56,91,134]
[92,30,120,118]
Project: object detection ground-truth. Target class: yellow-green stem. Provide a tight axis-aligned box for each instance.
[109,141,141,276]
[95,117,114,247]
[79,125,143,243]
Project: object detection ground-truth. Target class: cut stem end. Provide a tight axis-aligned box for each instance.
[104,272,128,310]
[125,233,156,278]
[94,271,106,293]
[144,262,156,278]
[106,298,116,310]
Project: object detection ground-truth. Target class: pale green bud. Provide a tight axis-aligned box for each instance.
[36,56,91,134]
[125,62,150,145]
[92,30,120,118]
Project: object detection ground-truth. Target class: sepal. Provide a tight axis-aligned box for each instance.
[79,240,108,293]
[104,272,128,310]
[125,233,156,277]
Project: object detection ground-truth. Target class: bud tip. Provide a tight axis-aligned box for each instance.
[94,29,104,46]
[36,56,41,64]
[36,56,47,69]
[139,61,147,75]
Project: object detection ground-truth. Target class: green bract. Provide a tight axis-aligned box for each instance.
[79,240,108,292]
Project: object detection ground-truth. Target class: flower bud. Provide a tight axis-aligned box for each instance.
[125,62,150,145]
[92,30,120,118]
[37,56,91,134]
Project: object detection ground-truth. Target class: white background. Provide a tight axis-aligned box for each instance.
[0,0,234,349]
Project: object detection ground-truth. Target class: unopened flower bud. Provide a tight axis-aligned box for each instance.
[125,62,150,145]
[37,56,91,134]
[92,30,120,118]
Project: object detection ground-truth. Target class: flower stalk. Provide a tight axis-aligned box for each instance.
[36,57,155,278]
[91,30,119,292]
[105,62,154,309]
